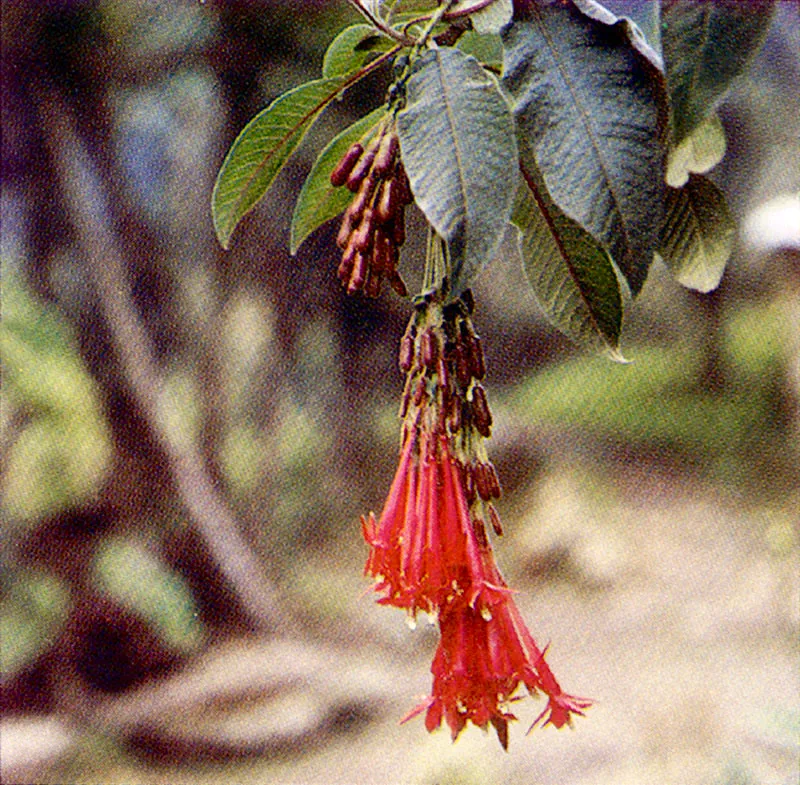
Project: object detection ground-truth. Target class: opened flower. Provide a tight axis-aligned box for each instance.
[363,292,589,748]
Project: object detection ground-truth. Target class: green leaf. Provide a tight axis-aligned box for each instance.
[658,174,735,293]
[457,30,503,70]
[661,0,776,146]
[502,0,668,296]
[513,151,624,361]
[451,0,512,35]
[396,48,518,293]
[290,107,386,255]
[322,23,392,78]
[212,77,346,249]
[666,112,726,188]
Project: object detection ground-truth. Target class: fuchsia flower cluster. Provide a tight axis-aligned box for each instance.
[362,296,589,748]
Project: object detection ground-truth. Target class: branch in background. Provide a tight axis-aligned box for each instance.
[37,87,289,637]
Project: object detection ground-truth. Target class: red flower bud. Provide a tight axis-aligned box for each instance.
[330,142,364,187]
[471,384,492,438]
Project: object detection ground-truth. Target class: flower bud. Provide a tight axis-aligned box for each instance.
[399,332,415,373]
[373,132,399,177]
[471,384,492,438]
[346,148,376,191]
[330,142,364,187]
[420,328,439,368]
[389,270,408,297]
[489,504,503,536]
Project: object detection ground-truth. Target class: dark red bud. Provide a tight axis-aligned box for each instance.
[455,345,471,389]
[346,149,376,191]
[489,504,503,536]
[471,384,492,438]
[388,270,408,297]
[336,211,355,249]
[330,142,364,187]
[348,252,368,293]
[474,462,492,502]
[467,334,486,380]
[352,208,375,253]
[399,333,415,373]
[464,463,476,506]
[376,179,398,225]
[472,518,489,548]
[373,132,399,177]
[413,377,427,407]
[420,328,439,368]
[395,165,413,204]
[365,270,381,297]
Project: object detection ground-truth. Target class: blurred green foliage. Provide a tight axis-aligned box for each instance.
[93,537,203,653]
[1,275,112,525]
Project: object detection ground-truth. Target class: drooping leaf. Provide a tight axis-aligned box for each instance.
[658,173,735,293]
[661,0,776,146]
[502,0,668,296]
[212,78,348,249]
[513,150,624,361]
[322,23,393,78]
[456,29,503,70]
[450,0,513,34]
[397,48,518,293]
[290,107,386,255]
[666,112,727,188]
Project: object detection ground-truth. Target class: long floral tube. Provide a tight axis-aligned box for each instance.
[362,426,508,617]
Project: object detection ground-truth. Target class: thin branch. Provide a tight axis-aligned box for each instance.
[37,87,289,636]
[345,0,416,45]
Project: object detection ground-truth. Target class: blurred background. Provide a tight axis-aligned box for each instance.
[1,2,798,783]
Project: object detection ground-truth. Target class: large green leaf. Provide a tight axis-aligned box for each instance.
[502,0,667,296]
[322,23,393,78]
[513,152,624,361]
[661,0,776,146]
[658,173,735,293]
[396,48,518,293]
[450,0,512,34]
[290,107,385,255]
[212,77,346,249]
[666,112,726,188]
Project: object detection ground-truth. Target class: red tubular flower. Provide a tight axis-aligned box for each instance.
[404,592,591,748]
[362,426,507,617]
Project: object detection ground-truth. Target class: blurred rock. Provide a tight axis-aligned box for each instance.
[95,636,399,762]
[0,716,74,785]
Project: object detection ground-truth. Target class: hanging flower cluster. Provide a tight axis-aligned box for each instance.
[362,282,590,748]
[331,119,412,298]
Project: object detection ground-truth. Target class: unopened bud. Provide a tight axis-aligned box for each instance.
[464,462,476,506]
[373,132,399,177]
[348,252,368,293]
[474,462,492,501]
[466,333,486,380]
[388,270,408,297]
[399,332,415,373]
[420,328,439,368]
[346,148,376,191]
[471,384,492,438]
[376,179,399,225]
[455,344,471,389]
[352,208,375,253]
[489,504,503,536]
[330,142,364,187]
